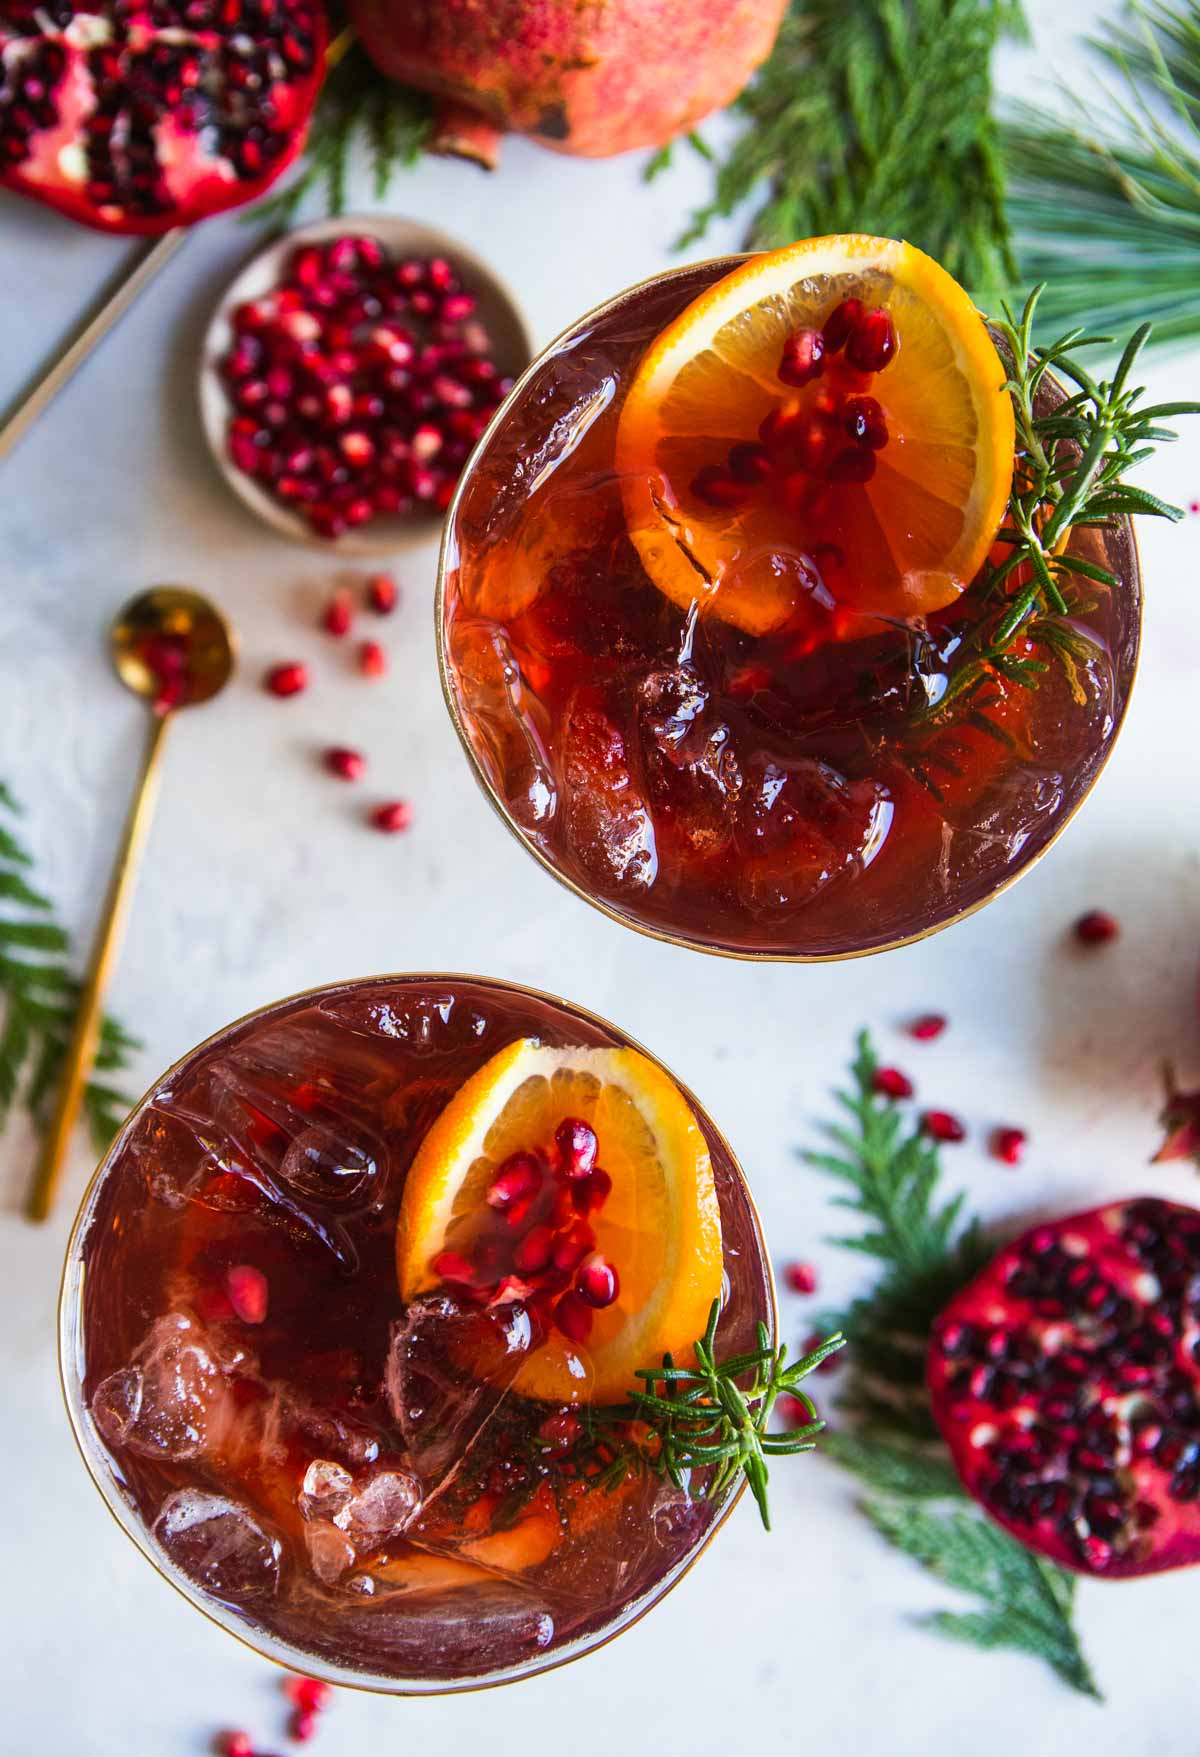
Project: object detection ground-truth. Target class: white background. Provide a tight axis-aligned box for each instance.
[2,1,1198,1750]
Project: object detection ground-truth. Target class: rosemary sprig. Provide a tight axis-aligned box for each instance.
[673,0,1020,302]
[921,288,1200,723]
[0,783,139,1152]
[621,1299,844,1530]
[1006,1,1200,348]
[808,1030,1100,1698]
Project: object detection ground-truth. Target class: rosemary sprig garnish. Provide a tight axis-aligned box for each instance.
[920,288,1200,724]
[0,783,139,1151]
[808,1031,1100,1698]
[621,1300,844,1530]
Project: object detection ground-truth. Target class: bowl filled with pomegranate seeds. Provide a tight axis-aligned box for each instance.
[200,217,532,552]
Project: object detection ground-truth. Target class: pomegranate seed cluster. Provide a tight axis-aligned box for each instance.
[690,295,899,510]
[221,237,512,538]
[220,1675,332,1754]
[432,1116,621,1348]
[930,1198,1200,1576]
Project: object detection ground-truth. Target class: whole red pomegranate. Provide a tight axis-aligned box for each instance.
[928,1198,1200,1578]
[0,0,326,235]
[348,0,787,167]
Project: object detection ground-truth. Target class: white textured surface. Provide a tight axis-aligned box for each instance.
[2,2,1199,1750]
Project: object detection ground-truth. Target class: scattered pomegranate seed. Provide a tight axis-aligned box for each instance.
[221,1734,253,1757]
[264,661,308,698]
[554,1290,594,1343]
[358,639,387,677]
[846,308,898,373]
[778,327,825,387]
[843,394,889,450]
[690,464,749,509]
[555,1116,598,1179]
[225,1264,269,1324]
[432,1249,475,1287]
[873,1066,914,1100]
[371,800,412,833]
[803,1330,842,1375]
[514,1224,556,1274]
[321,590,353,637]
[909,1013,947,1041]
[1074,909,1120,945]
[821,297,863,353]
[785,1261,819,1295]
[576,1252,620,1309]
[991,1126,1027,1166]
[324,746,366,781]
[366,572,398,614]
[290,1710,318,1743]
[780,1393,814,1425]
[922,1110,966,1144]
[487,1152,541,1211]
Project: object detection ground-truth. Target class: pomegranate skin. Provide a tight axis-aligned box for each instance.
[929,1198,1200,1579]
[348,0,788,166]
[0,1,327,236]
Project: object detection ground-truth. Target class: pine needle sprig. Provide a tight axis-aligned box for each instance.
[675,0,1021,303]
[254,33,434,230]
[0,784,139,1153]
[917,289,1200,725]
[621,1300,844,1530]
[1006,1,1200,348]
[809,1030,1100,1698]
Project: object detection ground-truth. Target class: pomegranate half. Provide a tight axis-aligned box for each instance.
[348,0,788,168]
[929,1198,1200,1578]
[0,0,326,235]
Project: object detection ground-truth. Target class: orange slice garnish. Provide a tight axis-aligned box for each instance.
[615,234,1015,636]
[395,1038,723,1404]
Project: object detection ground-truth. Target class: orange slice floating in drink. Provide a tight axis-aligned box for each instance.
[615,234,1015,636]
[395,1037,723,1404]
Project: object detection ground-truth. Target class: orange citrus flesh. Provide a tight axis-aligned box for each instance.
[614,234,1015,637]
[395,1038,724,1404]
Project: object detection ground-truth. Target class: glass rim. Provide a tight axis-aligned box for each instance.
[58,968,778,1696]
[434,253,1145,964]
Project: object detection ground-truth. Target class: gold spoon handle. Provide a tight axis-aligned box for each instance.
[0,231,186,465]
[26,711,171,1223]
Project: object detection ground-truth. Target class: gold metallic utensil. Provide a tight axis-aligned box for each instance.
[26,587,235,1222]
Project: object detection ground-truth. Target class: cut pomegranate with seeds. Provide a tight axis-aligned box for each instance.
[921,1110,966,1143]
[359,640,387,677]
[225,1264,269,1325]
[873,1066,914,1101]
[554,1117,598,1179]
[845,308,898,373]
[265,662,308,698]
[909,1013,947,1041]
[575,1252,619,1308]
[778,327,825,387]
[1074,909,1120,945]
[371,800,413,833]
[366,573,399,614]
[0,1,325,236]
[322,591,354,637]
[553,1290,594,1344]
[929,1197,1200,1577]
[785,1261,818,1295]
[991,1126,1027,1166]
[324,747,366,782]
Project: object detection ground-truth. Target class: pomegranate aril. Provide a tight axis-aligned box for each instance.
[576,1252,619,1308]
[371,800,412,833]
[909,1013,947,1041]
[991,1127,1027,1166]
[828,446,876,484]
[487,1152,542,1211]
[265,662,308,698]
[803,1330,842,1375]
[552,1223,595,1274]
[573,1167,612,1212]
[690,465,749,509]
[514,1225,556,1274]
[785,1261,818,1295]
[554,1291,594,1344]
[846,308,898,373]
[727,440,773,484]
[555,1117,598,1179]
[321,590,353,637]
[324,746,366,782]
[359,640,387,677]
[778,327,825,387]
[222,1735,253,1757]
[873,1066,914,1100]
[225,1264,269,1324]
[1074,909,1119,945]
[821,298,863,353]
[844,395,889,449]
[922,1110,966,1143]
[432,1250,475,1287]
[538,1410,581,1450]
[290,1710,318,1743]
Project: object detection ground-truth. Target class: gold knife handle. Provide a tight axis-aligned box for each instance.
[26,710,171,1222]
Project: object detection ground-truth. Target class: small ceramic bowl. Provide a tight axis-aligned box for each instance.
[198,214,533,555]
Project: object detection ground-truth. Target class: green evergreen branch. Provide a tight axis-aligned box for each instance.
[674,0,1021,304]
[808,1030,1099,1699]
[0,786,139,1153]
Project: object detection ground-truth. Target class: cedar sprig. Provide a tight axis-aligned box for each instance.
[809,1030,1100,1698]
[920,288,1200,724]
[672,0,1021,302]
[622,1300,844,1530]
[0,783,139,1151]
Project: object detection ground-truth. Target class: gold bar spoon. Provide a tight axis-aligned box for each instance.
[26,587,236,1222]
